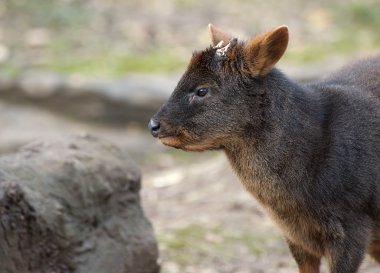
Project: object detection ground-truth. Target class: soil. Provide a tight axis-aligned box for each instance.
[141,149,380,273]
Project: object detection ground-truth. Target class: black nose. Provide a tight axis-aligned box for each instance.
[148,119,160,137]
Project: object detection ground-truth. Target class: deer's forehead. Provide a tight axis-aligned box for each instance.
[188,42,247,75]
[178,65,221,90]
[188,48,215,70]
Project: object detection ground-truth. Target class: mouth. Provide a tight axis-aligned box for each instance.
[159,136,183,148]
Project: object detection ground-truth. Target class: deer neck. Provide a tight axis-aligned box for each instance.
[224,70,324,205]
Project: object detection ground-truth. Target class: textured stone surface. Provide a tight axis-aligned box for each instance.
[0,135,159,273]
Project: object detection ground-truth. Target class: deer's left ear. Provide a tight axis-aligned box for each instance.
[244,25,289,76]
[208,24,232,47]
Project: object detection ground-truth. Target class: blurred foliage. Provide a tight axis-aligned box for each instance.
[284,1,380,63]
[46,49,185,75]
[4,0,89,28]
[0,0,379,76]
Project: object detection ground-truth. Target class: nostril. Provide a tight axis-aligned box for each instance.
[148,119,160,137]
[149,119,160,130]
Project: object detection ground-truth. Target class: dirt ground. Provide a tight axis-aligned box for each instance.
[140,143,380,273]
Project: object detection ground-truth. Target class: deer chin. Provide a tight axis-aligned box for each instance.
[182,144,214,152]
[160,132,222,152]
[159,136,213,152]
[159,136,183,148]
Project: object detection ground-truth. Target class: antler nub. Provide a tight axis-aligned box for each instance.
[214,40,225,49]
[214,37,238,58]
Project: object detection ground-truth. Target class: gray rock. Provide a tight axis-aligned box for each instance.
[0,71,177,126]
[18,71,64,98]
[0,135,160,273]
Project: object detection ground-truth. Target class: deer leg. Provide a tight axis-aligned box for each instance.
[368,233,380,264]
[325,225,370,273]
[287,240,321,273]
[368,244,380,264]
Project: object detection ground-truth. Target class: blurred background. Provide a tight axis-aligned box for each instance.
[0,0,379,272]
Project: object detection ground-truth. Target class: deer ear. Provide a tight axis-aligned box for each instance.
[208,24,232,47]
[244,25,289,76]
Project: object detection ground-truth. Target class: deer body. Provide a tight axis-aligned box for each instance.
[226,61,380,262]
[149,25,380,273]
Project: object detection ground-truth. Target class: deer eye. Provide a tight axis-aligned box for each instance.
[196,88,208,97]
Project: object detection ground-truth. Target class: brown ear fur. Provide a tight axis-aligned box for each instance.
[208,24,232,47]
[244,25,289,76]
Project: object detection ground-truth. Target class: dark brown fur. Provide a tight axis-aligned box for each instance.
[149,25,380,273]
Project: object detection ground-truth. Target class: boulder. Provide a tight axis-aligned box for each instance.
[0,135,159,273]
